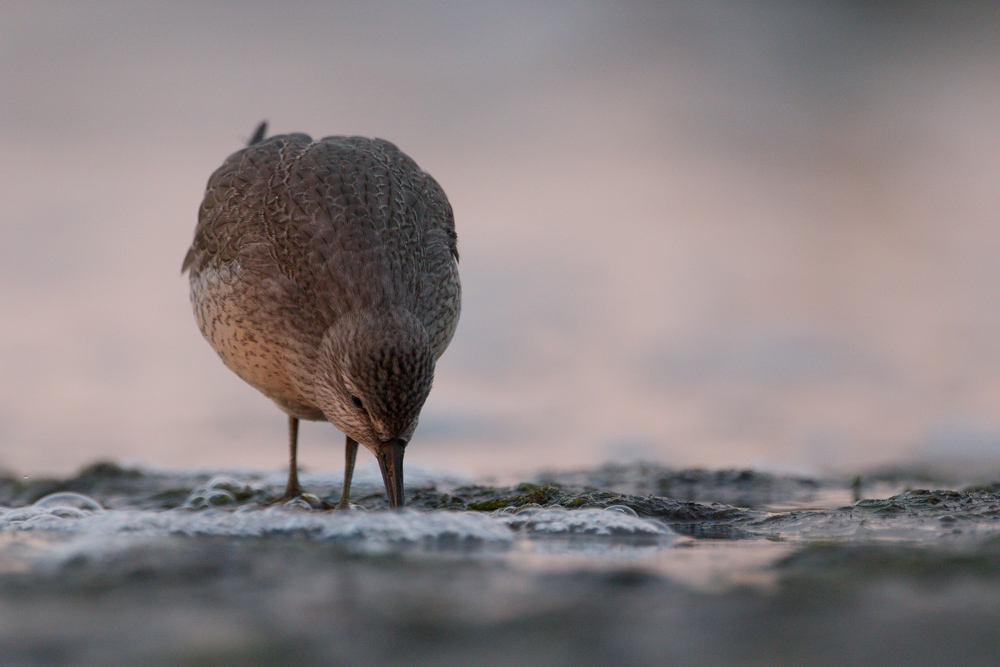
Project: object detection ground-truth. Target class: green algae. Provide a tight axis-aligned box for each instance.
[537,463,829,509]
[852,489,1000,517]
[401,481,760,537]
[11,463,1000,546]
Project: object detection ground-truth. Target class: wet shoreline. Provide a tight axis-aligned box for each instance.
[3,462,1000,666]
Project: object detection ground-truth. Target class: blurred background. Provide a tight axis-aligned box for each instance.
[2,1,1000,479]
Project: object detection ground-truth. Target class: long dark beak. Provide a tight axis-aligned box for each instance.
[376,438,406,508]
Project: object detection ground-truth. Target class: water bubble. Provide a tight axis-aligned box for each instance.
[185,489,235,509]
[604,505,639,517]
[32,492,104,512]
[184,475,261,509]
[47,507,90,519]
[282,496,317,511]
[205,476,251,494]
[207,490,236,506]
[204,476,259,500]
[0,493,102,527]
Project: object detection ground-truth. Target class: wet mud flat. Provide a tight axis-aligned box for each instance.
[3,463,1000,666]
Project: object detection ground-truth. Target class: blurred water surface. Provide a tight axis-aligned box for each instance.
[2,1,1000,477]
[5,465,1000,665]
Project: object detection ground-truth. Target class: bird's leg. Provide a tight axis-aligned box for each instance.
[336,436,359,510]
[285,415,301,496]
[277,415,303,501]
[273,417,334,508]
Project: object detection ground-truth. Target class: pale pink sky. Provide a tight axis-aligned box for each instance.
[2,2,1000,478]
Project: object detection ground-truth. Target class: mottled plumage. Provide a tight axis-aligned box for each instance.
[183,123,460,507]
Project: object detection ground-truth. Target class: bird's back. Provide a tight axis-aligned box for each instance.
[183,133,460,417]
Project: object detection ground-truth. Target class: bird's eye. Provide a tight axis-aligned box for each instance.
[351,395,364,410]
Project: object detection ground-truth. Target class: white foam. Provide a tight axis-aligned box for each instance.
[0,491,680,572]
[498,507,673,537]
[1,500,511,546]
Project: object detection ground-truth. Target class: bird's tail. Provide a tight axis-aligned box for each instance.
[248,121,268,146]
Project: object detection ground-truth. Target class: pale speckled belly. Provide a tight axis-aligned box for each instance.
[188,265,326,421]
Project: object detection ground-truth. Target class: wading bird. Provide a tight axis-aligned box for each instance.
[183,122,460,508]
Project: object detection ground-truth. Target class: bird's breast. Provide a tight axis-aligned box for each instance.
[189,264,326,421]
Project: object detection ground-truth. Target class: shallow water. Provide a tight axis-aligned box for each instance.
[4,462,1000,666]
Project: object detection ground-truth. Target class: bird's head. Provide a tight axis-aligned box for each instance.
[315,307,435,507]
